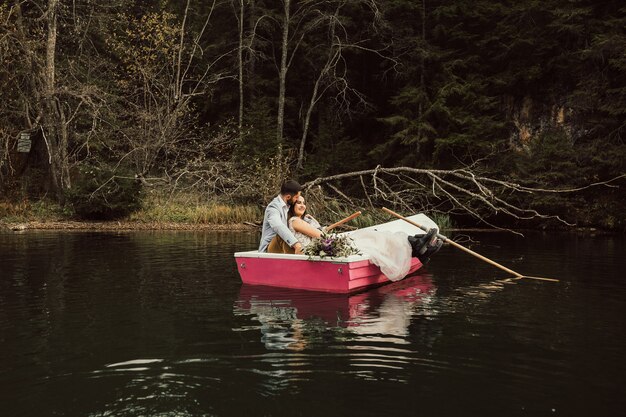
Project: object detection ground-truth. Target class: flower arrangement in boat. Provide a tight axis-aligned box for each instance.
[303,233,361,258]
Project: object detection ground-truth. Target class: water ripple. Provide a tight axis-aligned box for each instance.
[2,231,625,416]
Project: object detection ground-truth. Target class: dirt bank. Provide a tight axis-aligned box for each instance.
[0,220,259,232]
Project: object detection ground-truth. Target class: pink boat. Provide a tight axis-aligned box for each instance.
[235,214,439,293]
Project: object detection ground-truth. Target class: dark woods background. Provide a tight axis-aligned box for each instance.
[0,0,624,229]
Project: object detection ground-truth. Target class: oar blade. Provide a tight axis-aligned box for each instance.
[520,275,560,283]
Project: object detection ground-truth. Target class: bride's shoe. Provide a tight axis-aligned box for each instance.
[408,228,443,264]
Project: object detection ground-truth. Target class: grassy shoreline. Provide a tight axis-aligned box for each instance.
[1,218,606,235]
[0,197,264,231]
[0,219,258,231]
[0,198,611,234]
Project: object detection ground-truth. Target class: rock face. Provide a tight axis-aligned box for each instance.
[508,96,583,152]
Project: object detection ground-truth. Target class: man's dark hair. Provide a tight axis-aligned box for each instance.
[280,180,302,195]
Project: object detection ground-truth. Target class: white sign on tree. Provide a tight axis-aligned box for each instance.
[17,132,31,153]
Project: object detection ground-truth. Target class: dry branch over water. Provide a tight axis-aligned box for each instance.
[303,167,625,232]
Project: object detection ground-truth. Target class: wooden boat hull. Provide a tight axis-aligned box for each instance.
[234,252,423,293]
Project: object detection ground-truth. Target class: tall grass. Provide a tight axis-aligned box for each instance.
[1,194,262,225]
[431,213,453,231]
[0,199,67,222]
[1,192,452,228]
[0,200,29,220]
[129,194,262,224]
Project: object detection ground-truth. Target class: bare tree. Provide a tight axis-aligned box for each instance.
[237,0,245,133]
[249,0,394,168]
[416,0,426,153]
[274,0,341,158]
[296,0,395,170]
[1,1,115,200]
[276,0,291,158]
[296,4,341,170]
[0,0,72,201]
[108,0,232,180]
[43,0,71,199]
[233,0,268,139]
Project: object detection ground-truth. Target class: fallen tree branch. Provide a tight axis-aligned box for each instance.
[302,166,625,228]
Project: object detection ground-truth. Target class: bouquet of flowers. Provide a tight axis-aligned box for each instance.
[303,233,361,259]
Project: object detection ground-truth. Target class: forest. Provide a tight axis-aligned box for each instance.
[0,0,624,230]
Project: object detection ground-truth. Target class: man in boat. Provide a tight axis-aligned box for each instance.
[258,180,306,254]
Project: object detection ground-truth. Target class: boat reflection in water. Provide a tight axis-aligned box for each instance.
[233,274,436,351]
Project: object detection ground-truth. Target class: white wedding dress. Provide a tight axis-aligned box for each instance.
[290,214,416,282]
[348,229,413,282]
[288,217,315,248]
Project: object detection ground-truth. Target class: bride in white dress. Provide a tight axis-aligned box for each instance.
[287,196,323,247]
[287,196,442,281]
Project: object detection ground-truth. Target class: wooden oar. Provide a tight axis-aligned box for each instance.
[326,211,362,232]
[382,207,559,283]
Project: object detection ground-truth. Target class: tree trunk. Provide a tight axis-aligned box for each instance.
[247,0,256,100]
[175,0,191,100]
[238,0,245,134]
[296,73,322,170]
[296,10,339,171]
[276,0,290,158]
[44,0,70,202]
[417,0,426,155]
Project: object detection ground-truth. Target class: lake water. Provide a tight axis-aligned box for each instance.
[0,230,624,416]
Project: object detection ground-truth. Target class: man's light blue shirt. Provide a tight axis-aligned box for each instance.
[258,195,299,252]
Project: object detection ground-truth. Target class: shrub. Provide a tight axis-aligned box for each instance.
[67,165,142,220]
